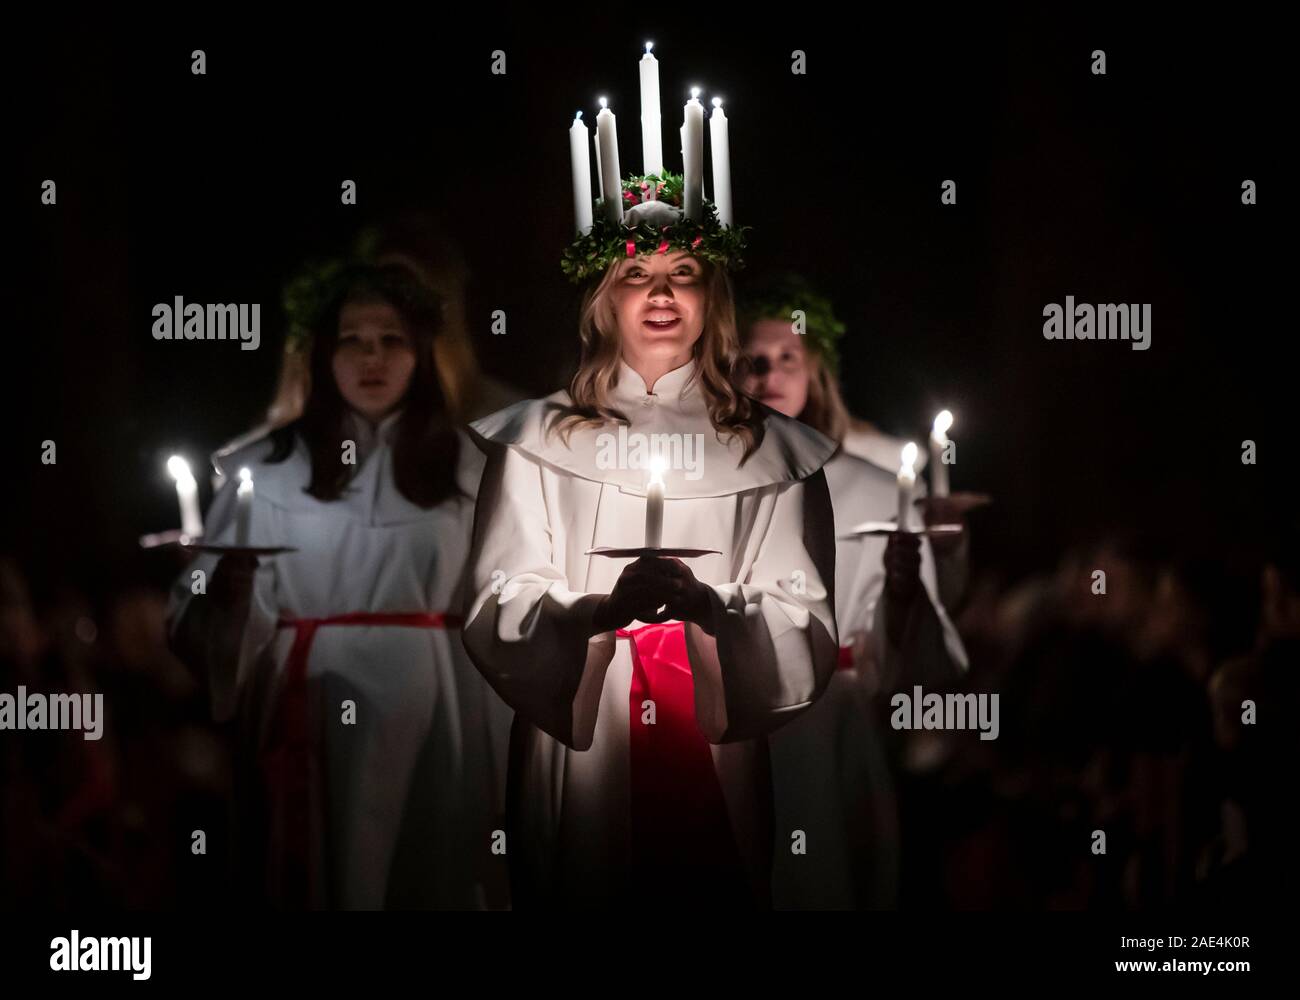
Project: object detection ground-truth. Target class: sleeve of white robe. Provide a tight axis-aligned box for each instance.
[445,428,487,617]
[165,466,280,723]
[682,467,840,744]
[460,442,612,751]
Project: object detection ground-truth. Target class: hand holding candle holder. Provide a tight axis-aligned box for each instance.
[591,555,716,635]
[882,529,923,644]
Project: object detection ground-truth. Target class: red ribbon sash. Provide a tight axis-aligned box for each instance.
[263,610,463,908]
[617,621,750,904]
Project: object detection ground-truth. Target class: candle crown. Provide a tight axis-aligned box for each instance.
[562,53,748,284]
[562,177,747,285]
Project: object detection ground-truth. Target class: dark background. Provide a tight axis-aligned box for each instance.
[9,10,1285,606]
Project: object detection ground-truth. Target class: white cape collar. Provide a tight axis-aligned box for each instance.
[467,360,836,499]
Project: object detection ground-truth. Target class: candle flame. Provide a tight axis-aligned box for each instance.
[900,442,919,470]
[238,467,253,485]
[649,454,669,483]
[690,86,701,99]
[711,96,722,108]
[933,409,953,435]
[166,455,194,484]
[598,96,608,109]
[645,41,654,53]
[576,110,583,120]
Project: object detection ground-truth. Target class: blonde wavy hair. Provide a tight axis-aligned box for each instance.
[796,348,851,443]
[550,258,766,462]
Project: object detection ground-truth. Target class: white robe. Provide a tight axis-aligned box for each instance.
[166,411,512,909]
[769,448,969,908]
[460,359,840,907]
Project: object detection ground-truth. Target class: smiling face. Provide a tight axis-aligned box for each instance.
[608,252,708,373]
[741,317,811,418]
[331,299,417,423]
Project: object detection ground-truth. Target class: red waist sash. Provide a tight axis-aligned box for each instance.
[263,610,463,908]
[617,620,750,904]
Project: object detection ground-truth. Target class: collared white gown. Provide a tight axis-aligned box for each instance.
[768,447,969,908]
[167,410,512,909]
[461,359,840,908]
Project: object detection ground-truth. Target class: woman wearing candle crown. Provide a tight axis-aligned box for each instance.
[167,263,511,910]
[461,174,840,908]
[736,273,968,909]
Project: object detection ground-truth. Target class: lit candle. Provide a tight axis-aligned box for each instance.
[897,442,918,532]
[167,455,203,539]
[709,97,732,227]
[644,455,666,549]
[596,97,623,224]
[930,409,953,498]
[569,111,593,236]
[682,87,704,220]
[235,467,254,546]
[639,42,663,176]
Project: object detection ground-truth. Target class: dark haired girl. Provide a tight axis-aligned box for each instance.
[169,264,510,909]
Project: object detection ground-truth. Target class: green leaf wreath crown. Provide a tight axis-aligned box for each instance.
[737,273,847,376]
[561,169,749,284]
[281,228,441,351]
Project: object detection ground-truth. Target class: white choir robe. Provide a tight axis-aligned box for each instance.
[460,359,840,908]
[166,410,513,909]
[769,447,969,909]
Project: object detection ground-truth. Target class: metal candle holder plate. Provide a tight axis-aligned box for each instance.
[586,546,722,558]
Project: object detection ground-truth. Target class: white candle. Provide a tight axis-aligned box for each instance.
[235,466,254,546]
[639,42,663,176]
[596,98,623,224]
[897,442,918,532]
[644,455,666,548]
[167,455,203,538]
[929,409,953,498]
[593,126,604,201]
[682,87,704,221]
[569,111,593,236]
[709,97,732,227]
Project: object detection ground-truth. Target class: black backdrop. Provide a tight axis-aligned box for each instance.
[9,10,1285,605]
